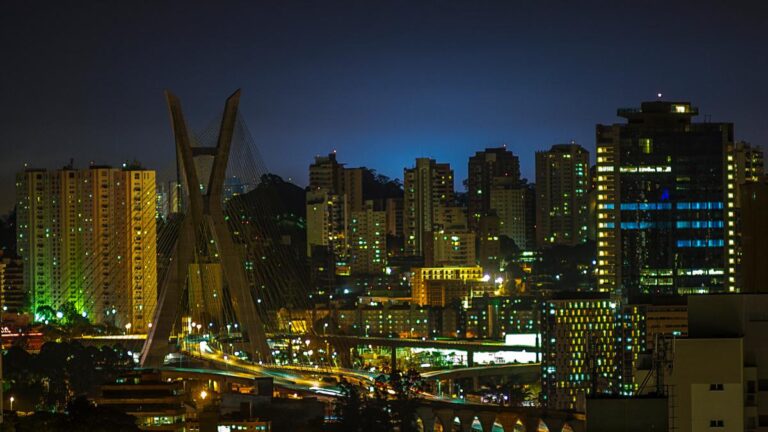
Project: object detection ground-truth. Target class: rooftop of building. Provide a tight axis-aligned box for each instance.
[618,100,699,118]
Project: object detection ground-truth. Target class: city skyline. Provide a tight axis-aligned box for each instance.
[3,1,768,210]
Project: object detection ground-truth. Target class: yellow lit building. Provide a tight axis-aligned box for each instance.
[410,266,483,307]
[16,164,157,331]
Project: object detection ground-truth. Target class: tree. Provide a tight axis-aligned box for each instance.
[387,369,424,432]
[334,380,365,432]
[7,397,139,432]
[332,369,424,432]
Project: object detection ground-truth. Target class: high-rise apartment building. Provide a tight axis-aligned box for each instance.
[467,147,521,228]
[489,179,535,250]
[535,143,590,248]
[349,200,386,275]
[305,189,345,257]
[16,165,157,330]
[595,101,736,297]
[403,158,454,257]
[306,153,364,264]
[308,152,343,192]
[117,168,158,332]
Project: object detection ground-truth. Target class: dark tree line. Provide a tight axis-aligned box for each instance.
[1,396,139,432]
[330,369,424,432]
[3,341,134,412]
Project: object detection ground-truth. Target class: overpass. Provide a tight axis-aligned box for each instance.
[75,333,539,368]
[280,333,540,368]
[422,363,540,393]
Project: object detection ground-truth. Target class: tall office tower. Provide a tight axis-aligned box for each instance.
[403,158,454,257]
[595,101,736,297]
[541,294,642,411]
[467,147,521,228]
[489,179,535,250]
[349,200,386,275]
[16,165,157,330]
[535,143,590,248]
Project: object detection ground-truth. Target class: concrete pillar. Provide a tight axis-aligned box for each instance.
[435,409,456,432]
[456,410,476,432]
[476,412,498,432]
[566,420,585,432]
[467,349,475,367]
[391,346,397,369]
[543,418,565,432]
[415,407,436,432]
[496,413,521,431]
[522,417,541,432]
[471,374,480,391]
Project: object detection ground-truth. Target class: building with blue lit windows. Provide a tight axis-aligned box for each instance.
[595,101,737,297]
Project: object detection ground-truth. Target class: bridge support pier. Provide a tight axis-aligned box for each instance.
[434,409,455,432]
[467,349,474,367]
[456,410,476,432]
[476,411,497,432]
[391,346,397,369]
[496,413,521,431]
[522,417,541,432]
[544,419,565,432]
[416,407,435,432]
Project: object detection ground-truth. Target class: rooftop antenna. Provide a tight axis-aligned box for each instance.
[657,92,663,99]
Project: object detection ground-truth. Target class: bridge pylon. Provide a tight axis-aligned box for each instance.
[140,90,272,367]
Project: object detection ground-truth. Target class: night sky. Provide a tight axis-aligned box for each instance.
[2,1,767,210]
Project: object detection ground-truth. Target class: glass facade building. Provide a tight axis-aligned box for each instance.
[595,101,735,297]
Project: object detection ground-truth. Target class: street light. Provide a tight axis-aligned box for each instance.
[200,390,208,400]
[10,396,14,411]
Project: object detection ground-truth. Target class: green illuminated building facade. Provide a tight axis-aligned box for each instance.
[16,165,157,330]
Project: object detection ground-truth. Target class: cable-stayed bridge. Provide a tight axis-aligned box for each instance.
[105,90,583,431]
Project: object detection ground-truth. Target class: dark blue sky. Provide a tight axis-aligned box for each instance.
[2,1,767,209]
